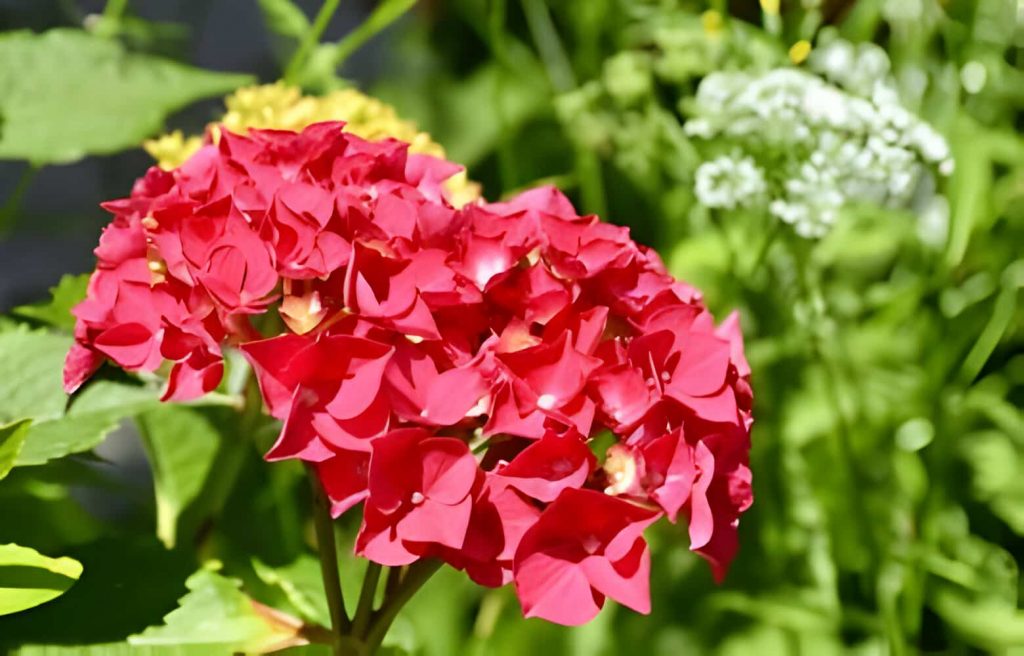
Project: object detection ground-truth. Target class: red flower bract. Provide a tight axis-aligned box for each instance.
[66,121,754,626]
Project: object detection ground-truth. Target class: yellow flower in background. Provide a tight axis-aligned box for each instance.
[143,130,204,170]
[701,10,724,38]
[144,82,480,207]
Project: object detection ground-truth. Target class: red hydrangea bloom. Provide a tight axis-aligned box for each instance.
[67,120,754,626]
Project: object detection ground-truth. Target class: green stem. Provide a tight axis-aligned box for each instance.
[351,562,382,638]
[488,0,517,192]
[364,559,442,651]
[330,0,417,70]
[519,0,576,92]
[0,165,37,236]
[747,219,782,278]
[383,564,403,600]
[284,0,341,84]
[102,0,128,20]
[791,242,881,572]
[308,467,351,651]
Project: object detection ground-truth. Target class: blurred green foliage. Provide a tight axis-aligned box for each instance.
[1,0,1022,654]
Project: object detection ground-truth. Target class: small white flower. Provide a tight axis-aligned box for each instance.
[695,154,768,210]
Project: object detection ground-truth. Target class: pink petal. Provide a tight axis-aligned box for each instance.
[421,366,488,425]
[63,343,103,394]
[687,441,716,550]
[397,496,473,549]
[670,332,731,398]
[581,537,651,614]
[419,438,478,504]
[93,322,157,369]
[495,430,595,502]
[240,334,311,419]
[514,551,604,626]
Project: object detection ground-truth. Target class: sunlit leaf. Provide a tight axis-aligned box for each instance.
[16,381,159,467]
[0,330,70,425]
[0,544,82,617]
[252,557,330,627]
[129,567,306,653]
[0,419,31,480]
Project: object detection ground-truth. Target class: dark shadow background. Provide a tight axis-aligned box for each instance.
[0,0,388,310]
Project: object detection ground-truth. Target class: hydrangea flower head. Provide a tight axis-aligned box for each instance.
[144,83,480,208]
[68,121,753,626]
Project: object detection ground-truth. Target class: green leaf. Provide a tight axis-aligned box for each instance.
[129,567,304,653]
[932,586,1024,649]
[253,556,330,627]
[945,115,993,268]
[0,330,71,425]
[16,381,159,467]
[136,406,223,548]
[0,537,197,647]
[0,419,31,480]
[12,274,89,331]
[0,29,253,165]
[258,0,311,39]
[0,543,83,617]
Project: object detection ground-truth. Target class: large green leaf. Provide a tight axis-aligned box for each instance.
[0,29,252,164]
[16,381,159,467]
[0,419,31,481]
[12,275,90,332]
[129,567,304,654]
[0,544,82,617]
[136,406,223,548]
[252,556,330,627]
[0,537,194,646]
[0,330,71,425]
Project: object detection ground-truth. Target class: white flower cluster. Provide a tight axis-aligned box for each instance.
[693,154,767,210]
[686,41,952,238]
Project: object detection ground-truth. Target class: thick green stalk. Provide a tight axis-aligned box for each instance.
[364,559,442,651]
[351,562,382,638]
[308,468,351,654]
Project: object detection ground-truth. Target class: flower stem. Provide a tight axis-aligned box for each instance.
[351,562,382,637]
[330,0,417,70]
[364,559,442,651]
[308,467,351,651]
[284,0,341,84]
[102,0,128,20]
[747,219,782,278]
[0,165,37,236]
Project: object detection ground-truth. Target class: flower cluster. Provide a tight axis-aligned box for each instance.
[66,122,753,626]
[686,37,952,238]
[143,83,480,208]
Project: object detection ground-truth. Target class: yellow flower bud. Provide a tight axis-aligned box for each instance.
[789,39,812,65]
